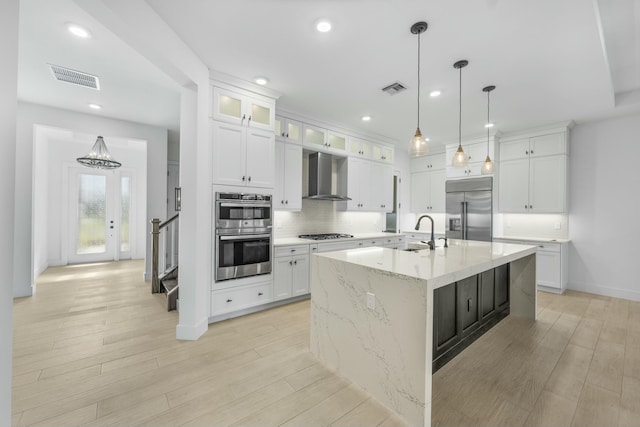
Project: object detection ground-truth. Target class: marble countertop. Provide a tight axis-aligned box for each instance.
[274,232,402,246]
[493,235,570,243]
[314,239,537,289]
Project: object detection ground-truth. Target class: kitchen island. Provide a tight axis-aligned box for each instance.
[310,239,537,427]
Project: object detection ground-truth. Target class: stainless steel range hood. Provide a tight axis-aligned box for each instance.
[305,152,351,201]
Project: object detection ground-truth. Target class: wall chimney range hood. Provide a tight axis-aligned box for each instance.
[306,152,351,201]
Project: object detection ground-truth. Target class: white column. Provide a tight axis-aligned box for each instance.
[0,0,18,424]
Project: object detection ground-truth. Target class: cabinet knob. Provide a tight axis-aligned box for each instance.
[525,150,529,155]
[525,204,528,209]
[281,132,285,137]
[227,299,233,303]
[281,200,285,204]
[286,133,289,138]
[289,261,293,265]
[248,176,252,182]
[529,205,533,209]
[248,115,252,123]
[242,176,246,181]
[530,150,534,154]
[468,156,472,160]
[258,292,263,296]
[294,260,297,265]
[285,200,288,204]
[291,249,296,252]
[242,114,246,121]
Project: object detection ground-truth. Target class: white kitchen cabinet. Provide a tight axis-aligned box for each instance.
[410,153,445,172]
[273,245,310,300]
[348,137,373,159]
[212,121,275,188]
[274,141,302,210]
[493,238,568,293]
[211,280,273,315]
[302,124,347,155]
[339,158,392,212]
[410,169,445,213]
[274,116,302,144]
[499,131,567,213]
[212,86,275,132]
[445,138,496,179]
[372,144,394,164]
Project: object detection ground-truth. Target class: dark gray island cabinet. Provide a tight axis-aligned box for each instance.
[310,239,537,427]
[433,263,510,371]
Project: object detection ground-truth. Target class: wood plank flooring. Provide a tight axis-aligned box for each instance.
[12,260,640,426]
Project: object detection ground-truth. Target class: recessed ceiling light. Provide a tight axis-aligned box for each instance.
[67,23,91,39]
[361,116,371,122]
[88,103,102,110]
[254,77,269,85]
[316,19,332,33]
[429,90,441,97]
[485,123,494,128]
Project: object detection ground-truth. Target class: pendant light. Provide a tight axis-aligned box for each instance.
[76,136,122,169]
[409,21,428,157]
[481,85,496,175]
[451,60,469,167]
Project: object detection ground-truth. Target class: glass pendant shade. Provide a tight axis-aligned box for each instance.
[77,136,122,169]
[452,145,469,167]
[481,155,494,174]
[409,128,428,157]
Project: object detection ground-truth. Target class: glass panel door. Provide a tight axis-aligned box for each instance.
[120,176,131,254]
[77,174,107,255]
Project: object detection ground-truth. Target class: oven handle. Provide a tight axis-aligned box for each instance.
[219,234,272,241]
[219,202,271,208]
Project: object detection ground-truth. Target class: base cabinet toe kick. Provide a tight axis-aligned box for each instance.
[310,241,537,427]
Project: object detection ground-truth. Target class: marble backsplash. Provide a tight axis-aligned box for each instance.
[273,199,386,238]
[495,213,569,240]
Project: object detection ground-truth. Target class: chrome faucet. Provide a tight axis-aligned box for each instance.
[414,215,435,250]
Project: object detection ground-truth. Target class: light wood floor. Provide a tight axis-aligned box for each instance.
[11,260,640,426]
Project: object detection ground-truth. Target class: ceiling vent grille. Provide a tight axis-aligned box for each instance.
[48,64,100,90]
[381,82,407,95]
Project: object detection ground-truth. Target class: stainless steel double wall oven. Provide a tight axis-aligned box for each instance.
[215,192,272,281]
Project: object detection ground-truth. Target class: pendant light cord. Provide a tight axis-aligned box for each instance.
[487,90,490,156]
[458,66,462,146]
[417,33,421,129]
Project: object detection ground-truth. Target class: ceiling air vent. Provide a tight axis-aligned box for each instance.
[381,81,407,95]
[48,64,100,90]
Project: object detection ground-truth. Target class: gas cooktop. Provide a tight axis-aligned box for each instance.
[298,233,354,241]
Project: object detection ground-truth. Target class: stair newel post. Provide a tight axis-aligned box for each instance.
[151,218,161,293]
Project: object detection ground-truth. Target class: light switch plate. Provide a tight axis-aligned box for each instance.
[366,292,375,310]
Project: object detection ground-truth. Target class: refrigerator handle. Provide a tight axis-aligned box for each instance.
[462,201,468,240]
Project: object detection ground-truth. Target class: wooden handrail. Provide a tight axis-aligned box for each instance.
[151,214,179,293]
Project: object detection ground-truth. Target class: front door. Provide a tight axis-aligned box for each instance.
[68,167,133,263]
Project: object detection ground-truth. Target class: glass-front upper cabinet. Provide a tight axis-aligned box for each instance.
[275,115,302,144]
[348,137,372,159]
[212,86,275,131]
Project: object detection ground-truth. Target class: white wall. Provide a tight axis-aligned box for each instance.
[16,102,167,297]
[569,112,640,301]
[1,1,18,424]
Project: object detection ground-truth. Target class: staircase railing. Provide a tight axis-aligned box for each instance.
[151,213,179,293]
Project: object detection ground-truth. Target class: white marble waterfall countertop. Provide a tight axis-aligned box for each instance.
[315,239,536,289]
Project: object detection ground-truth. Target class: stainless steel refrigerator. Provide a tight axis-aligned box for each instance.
[445,177,493,241]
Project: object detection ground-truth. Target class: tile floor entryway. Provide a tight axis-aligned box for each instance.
[11,260,640,426]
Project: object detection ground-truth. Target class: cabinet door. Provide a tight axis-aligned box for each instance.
[410,172,431,213]
[345,158,365,210]
[536,250,561,289]
[498,158,529,212]
[480,269,496,322]
[465,142,488,164]
[292,255,310,296]
[212,122,246,186]
[284,119,302,144]
[434,283,459,358]
[379,145,393,163]
[529,155,566,213]
[348,138,364,157]
[247,98,274,131]
[283,143,302,210]
[495,263,509,312]
[273,257,293,301]
[303,124,327,149]
[458,275,479,337]
[245,128,275,188]
[500,138,530,161]
[530,133,566,157]
[327,131,347,153]
[274,116,284,139]
[274,141,285,208]
[371,162,393,211]
[213,87,245,125]
[429,169,446,212]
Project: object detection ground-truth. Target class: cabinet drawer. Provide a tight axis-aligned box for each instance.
[533,242,560,253]
[275,245,309,258]
[211,282,273,315]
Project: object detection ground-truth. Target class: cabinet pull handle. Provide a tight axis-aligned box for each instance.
[286,133,289,138]
[227,299,233,303]
[291,249,296,252]
[242,176,246,182]
[538,245,544,248]
[468,298,472,312]
[248,115,252,123]
[294,260,297,265]
[281,200,285,204]
[525,204,528,209]
[289,261,292,265]
[530,150,534,154]
[248,176,252,182]
[529,205,533,209]
[241,114,246,122]
[525,150,529,155]
[285,200,288,204]
[258,292,263,296]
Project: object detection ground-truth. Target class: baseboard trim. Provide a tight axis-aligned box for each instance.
[208,294,310,324]
[176,317,208,341]
[567,282,640,302]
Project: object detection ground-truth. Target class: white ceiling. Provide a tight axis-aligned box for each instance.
[17,0,640,150]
